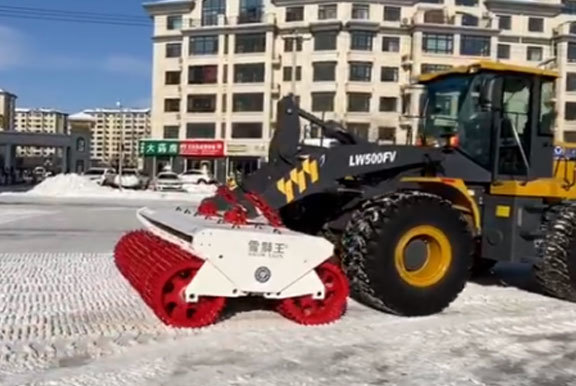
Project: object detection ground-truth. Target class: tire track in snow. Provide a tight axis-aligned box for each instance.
[1,253,576,385]
[0,210,54,226]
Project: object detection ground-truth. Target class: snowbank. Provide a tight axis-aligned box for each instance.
[2,173,216,202]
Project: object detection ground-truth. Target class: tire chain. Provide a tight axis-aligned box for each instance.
[534,203,576,301]
[340,190,469,314]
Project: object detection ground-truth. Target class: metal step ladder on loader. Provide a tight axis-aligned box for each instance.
[115,61,576,329]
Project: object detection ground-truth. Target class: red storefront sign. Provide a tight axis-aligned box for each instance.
[179,140,225,157]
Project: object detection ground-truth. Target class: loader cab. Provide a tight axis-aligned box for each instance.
[418,61,557,181]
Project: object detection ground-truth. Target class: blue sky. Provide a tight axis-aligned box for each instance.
[0,0,153,113]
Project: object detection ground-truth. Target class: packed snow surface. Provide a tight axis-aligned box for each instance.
[1,252,576,385]
[2,173,216,201]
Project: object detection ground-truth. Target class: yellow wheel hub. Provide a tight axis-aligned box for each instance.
[394,225,452,287]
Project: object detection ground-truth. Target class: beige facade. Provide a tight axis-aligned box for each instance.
[145,0,576,153]
[79,108,151,167]
[15,108,69,157]
[0,89,17,131]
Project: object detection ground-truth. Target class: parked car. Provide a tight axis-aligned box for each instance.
[150,172,184,191]
[179,169,216,185]
[82,168,116,186]
[112,169,149,189]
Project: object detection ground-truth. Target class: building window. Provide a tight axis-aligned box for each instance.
[313,61,337,81]
[460,35,491,56]
[378,127,396,144]
[166,43,182,58]
[283,66,302,81]
[190,36,219,55]
[381,67,399,82]
[188,65,218,84]
[164,98,180,112]
[233,93,264,112]
[232,122,263,138]
[347,123,370,139]
[284,37,303,52]
[461,14,478,26]
[528,17,544,32]
[383,6,401,21]
[382,36,400,52]
[314,31,337,50]
[235,33,266,53]
[379,97,397,112]
[286,6,304,21]
[352,4,370,19]
[527,46,543,61]
[421,63,451,74]
[422,33,453,54]
[455,0,477,6]
[187,95,217,112]
[569,42,576,62]
[167,15,182,30]
[564,1,576,14]
[349,62,372,81]
[498,15,511,30]
[163,125,179,139]
[311,92,335,112]
[239,0,263,24]
[202,0,226,26]
[186,123,216,138]
[318,4,337,19]
[350,31,374,51]
[567,73,576,91]
[234,63,265,83]
[165,71,181,85]
[348,93,371,112]
[497,44,510,59]
[566,102,576,120]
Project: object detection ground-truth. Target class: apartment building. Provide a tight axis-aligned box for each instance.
[0,89,16,131]
[144,0,576,177]
[79,108,151,167]
[15,108,69,158]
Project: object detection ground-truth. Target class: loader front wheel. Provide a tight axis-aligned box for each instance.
[341,191,473,316]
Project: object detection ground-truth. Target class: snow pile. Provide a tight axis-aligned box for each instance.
[29,173,115,196]
[4,173,217,201]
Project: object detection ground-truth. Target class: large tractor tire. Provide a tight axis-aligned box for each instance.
[534,203,576,301]
[340,191,474,316]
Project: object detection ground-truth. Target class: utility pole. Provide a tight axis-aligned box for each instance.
[116,101,124,190]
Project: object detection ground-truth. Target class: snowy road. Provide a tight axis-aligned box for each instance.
[1,200,576,385]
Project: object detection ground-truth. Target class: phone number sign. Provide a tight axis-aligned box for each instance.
[140,140,225,157]
[180,140,225,157]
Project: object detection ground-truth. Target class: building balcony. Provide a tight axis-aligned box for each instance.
[412,9,494,30]
[554,21,576,37]
[186,12,275,30]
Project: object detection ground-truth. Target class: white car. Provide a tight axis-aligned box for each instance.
[179,169,216,185]
[112,169,148,189]
[150,172,184,191]
[82,168,116,185]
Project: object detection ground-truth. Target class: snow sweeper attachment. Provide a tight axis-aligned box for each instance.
[114,205,349,329]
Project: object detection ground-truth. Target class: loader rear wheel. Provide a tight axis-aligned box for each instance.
[534,204,576,302]
[341,191,473,316]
